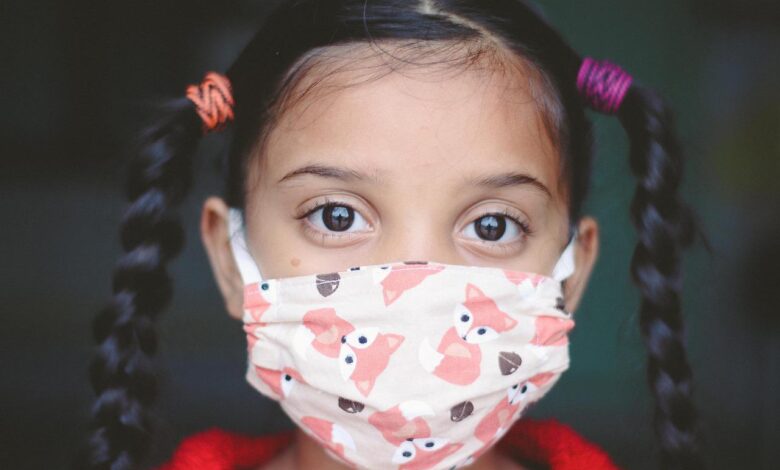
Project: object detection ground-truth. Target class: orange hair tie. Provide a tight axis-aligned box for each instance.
[185,71,235,133]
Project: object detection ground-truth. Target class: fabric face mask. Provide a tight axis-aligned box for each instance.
[228,209,577,470]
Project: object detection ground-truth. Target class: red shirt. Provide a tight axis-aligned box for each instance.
[158,418,620,470]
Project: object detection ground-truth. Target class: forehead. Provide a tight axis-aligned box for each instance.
[257,44,563,201]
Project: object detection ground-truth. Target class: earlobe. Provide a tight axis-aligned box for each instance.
[200,197,245,320]
[562,217,599,314]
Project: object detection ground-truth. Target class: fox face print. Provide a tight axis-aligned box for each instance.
[302,307,405,396]
[418,283,518,385]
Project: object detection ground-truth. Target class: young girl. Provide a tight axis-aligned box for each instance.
[79,1,703,469]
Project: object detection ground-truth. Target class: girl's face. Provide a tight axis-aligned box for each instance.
[202,51,598,319]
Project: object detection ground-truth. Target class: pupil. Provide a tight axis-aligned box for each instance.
[284,374,291,381]
[477,328,486,335]
[475,215,505,241]
[345,356,354,364]
[359,336,367,344]
[460,314,469,322]
[323,205,354,231]
[521,384,528,393]
[403,451,412,457]
[425,442,434,448]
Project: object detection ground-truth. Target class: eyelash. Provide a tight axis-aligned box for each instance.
[491,208,533,236]
[294,197,366,245]
[295,197,358,223]
[295,198,533,247]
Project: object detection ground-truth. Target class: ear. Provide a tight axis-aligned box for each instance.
[384,333,404,352]
[562,216,599,314]
[465,283,485,301]
[355,379,374,397]
[200,196,244,320]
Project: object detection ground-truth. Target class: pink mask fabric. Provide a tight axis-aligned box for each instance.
[228,209,576,470]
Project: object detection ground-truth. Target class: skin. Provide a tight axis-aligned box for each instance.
[201,46,599,470]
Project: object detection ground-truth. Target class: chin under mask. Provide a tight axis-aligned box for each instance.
[228,208,576,470]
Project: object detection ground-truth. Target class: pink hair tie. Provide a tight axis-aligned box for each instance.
[576,57,633,114]
[186,71,235,133]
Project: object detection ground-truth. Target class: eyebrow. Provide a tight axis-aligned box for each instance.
[277,163,551,198]
[470,171,552,198]
[277,164,379,184]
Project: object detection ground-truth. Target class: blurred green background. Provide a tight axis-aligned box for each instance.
[1,0,778,468]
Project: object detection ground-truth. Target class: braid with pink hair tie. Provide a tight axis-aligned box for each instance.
[576,57,633,115]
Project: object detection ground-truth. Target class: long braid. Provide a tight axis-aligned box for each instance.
[619,86,704,469]
[78,100,201,469]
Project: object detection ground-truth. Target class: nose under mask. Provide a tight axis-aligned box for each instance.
[227,208,577,470]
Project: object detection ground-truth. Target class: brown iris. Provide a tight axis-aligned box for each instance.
[322,204,354,231]
[474,215,506,241]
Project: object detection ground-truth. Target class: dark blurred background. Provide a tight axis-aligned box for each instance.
[1,0,778,468]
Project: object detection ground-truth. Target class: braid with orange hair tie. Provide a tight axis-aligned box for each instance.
[186,71,235,133]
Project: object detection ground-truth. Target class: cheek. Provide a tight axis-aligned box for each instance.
[244,200,306,279]
[286,244,379,279]
[246,210,371,279]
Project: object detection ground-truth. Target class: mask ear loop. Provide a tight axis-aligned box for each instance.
[551,231,578,283]
[228,208,264,285]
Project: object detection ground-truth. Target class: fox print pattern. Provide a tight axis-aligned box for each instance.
[303,307,405,397]
[254,366,305,399]
[369,401,464,470]
[238,258,573,469]
[419,283,518,385]
[301,416,357,465]
[474,373,554,444]
[373,262,445,306]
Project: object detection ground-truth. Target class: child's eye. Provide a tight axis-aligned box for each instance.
[462,212,530,244]
[300,201,371,234]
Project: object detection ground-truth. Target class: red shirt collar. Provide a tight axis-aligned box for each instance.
[158,418,620,470]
